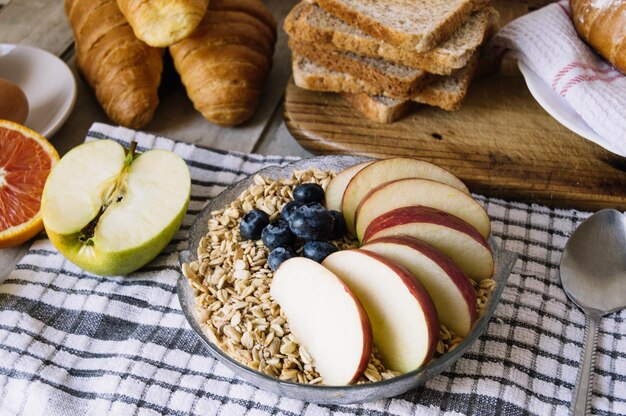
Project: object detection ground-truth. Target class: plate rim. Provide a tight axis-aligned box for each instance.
[0,43,77,138]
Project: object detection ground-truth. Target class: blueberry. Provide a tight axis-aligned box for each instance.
[303,241,338,263]
[239,209,270,240]
[293,183,325,204]
[329,210,347,240]
[261,220,296,250]
[281,201,302,222]
[288,202,334,241]
[268,247,297,271]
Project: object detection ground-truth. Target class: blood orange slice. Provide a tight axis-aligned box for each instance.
[0,120,59,248]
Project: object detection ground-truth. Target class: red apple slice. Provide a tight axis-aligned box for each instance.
[362,236,477,336]
[270,257,372,385]
[322,250,439,374]
[355,178,490,241]
[342,158,468,235]
[363,206,494,281]
[325,160,374,211]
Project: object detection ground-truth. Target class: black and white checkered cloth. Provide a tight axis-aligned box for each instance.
[0,123,624,416]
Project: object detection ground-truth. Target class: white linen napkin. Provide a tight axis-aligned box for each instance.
[492,0,626,156]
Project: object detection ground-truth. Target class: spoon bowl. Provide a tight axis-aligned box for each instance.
[559,209,626,415]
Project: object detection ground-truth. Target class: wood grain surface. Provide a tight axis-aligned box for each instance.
[283,1,626,211]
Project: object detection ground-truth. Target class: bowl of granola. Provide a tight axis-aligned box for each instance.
[178,155,517,404]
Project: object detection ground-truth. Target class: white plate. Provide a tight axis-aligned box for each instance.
[0,44,76,139]
[516,61,622,155]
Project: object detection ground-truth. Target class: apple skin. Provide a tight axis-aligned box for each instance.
[271,257,373,385]
[354,178,491,242]
[324,160,373,212]
[363,205,488,246]
[363,205,494,281]
[362,235,477,336]
[355,250,440,371]
[340,157,469,235]
[46,204,187,276]
[42,141,191,276]
[323,249,440,373]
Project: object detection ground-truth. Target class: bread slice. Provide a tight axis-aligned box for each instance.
[412,54,479,110]
[308,0,490,52]
[292,55,422,97]
[285,3,497,75]
[293,54,478,110]
[342,94,414,123]
[292,53,479,122]
[289,39,428,98]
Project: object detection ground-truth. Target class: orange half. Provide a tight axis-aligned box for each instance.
[0,120,59,248]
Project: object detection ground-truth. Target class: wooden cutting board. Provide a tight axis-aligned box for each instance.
[283,1,626,211]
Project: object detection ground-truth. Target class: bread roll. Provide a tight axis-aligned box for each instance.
[66,0,163,129]
[115,0,209,47]
[570,0,626,74]
[169,0,277,127]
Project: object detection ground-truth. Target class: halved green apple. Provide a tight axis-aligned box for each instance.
[41,139,191,276]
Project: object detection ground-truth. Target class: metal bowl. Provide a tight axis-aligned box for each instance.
[177,155,517,405]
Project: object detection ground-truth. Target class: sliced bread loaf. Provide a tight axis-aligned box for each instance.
[285,2,497,75]
[289,39,428,98]
[308,0,490,52]
[411,53,479,110]
[292,56,395,97]
[342,94,414,123]
[293,54,478,111]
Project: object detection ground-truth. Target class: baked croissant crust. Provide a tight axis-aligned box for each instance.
[66,0,163,129]
[169,0,277,127]
[570,0,626,74]
[115,0,210,47]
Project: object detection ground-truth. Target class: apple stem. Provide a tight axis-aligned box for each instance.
[125,141,137,165]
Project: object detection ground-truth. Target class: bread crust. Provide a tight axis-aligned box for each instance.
[310,0,490,52]
[342,93,413,123]
[285,3,497,75]
[292,52,479,114]
[289,39,428,98]
[570,0,626,74]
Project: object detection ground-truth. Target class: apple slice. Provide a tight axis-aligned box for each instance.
[362,236,477,336]
[41,140,191,276]
[322,250,439,373]
[325,160,373,211]
[342,158,468,235]
[270,257,372,385]
[355,178,490,242]
[363,206,494,281]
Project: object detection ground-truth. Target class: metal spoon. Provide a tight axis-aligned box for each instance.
[559,209,626,416]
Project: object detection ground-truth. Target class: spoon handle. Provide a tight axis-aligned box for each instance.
[571,313,600,416]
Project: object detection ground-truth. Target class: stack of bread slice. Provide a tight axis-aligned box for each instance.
[285,0,499,123]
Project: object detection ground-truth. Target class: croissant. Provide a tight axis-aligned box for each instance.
[169,0,277,127]
[570,0,626,74]
[65,0,163,129]
[115,0,210,47]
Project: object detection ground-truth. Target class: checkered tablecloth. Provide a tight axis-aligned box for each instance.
[0,123,624,416]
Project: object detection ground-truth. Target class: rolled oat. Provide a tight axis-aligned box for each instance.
[182,168,497,385]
